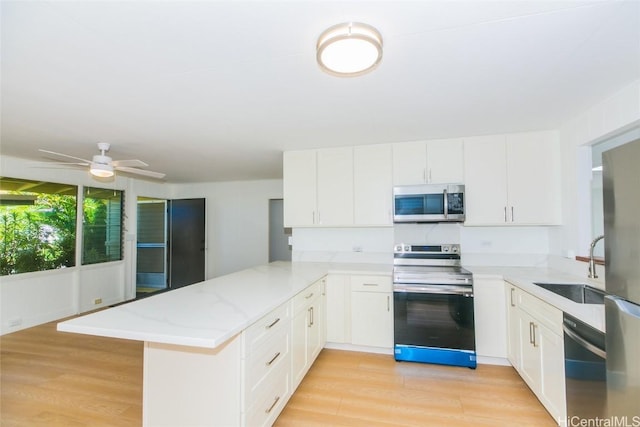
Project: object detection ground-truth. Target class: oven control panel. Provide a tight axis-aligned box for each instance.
[394,244,460,254]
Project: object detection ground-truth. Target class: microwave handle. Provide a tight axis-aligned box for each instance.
[443,188,448,219]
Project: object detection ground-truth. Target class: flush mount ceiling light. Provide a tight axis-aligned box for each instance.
[316,22,383,77]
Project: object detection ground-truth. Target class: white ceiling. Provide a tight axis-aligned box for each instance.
[2,0,639,183]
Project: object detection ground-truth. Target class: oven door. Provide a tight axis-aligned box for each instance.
[394,286,475,351]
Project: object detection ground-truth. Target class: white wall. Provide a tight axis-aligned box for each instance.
[551,80,640,264]
[1,155,283,334]
[171,179,283,278]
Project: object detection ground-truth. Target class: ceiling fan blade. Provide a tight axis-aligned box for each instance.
[39,149,92,164]
[112,159,148,168]
[115,166,166,179]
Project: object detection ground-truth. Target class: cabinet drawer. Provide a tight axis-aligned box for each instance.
[518,289,562,335]
[244,362,291,427]
[244,326,290,397]
[243,302,291,357]
[351,274,392,292]
[293,279,322,312]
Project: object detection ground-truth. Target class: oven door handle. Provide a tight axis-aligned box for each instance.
[394,284,473,296]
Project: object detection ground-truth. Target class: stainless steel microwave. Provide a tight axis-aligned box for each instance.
[393,184,465,223]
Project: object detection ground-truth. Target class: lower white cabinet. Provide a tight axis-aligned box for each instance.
[325,274,350,343]
[505,281,566,422]
[291,277,325,390]
[505,283,521,368]
[241,301,292,427]
[473,277,507,358]
[350,275,393,348]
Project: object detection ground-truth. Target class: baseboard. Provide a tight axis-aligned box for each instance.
[476,355,511,366]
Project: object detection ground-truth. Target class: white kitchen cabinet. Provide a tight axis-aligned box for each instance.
[392,139,464,185]
[325,274,350,343]
[350,275,393,348]
[354,144,393,226]
[505,283,521,368]
[473,277,507,359]
[506,281,566,422]
[283,147,353,227]
[317,147,354,226]
[283,150,317,227]
[241,302,291,427]
[463,130,561,225]
[291,277,325,390]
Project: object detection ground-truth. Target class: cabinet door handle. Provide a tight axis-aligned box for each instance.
[511,206,514,223]
[266,318,280,329]
[266,352,281,367]
[504,206,507,223]
[532,323,538,347]
[305,292,314,299]
[387,295,390,312]
[510,288,515,307]
[311,306,314,326]
[529,322,535,345]
[265,396,280,414]
[312,211,315,224]
[423,169,427,183]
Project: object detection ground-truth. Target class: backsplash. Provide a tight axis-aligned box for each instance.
[291,225,554,267]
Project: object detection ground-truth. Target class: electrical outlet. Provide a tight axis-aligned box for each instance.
[94,298,103,305]
[9,317,22,327]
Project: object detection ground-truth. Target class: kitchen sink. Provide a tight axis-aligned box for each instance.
[532,282,606,304]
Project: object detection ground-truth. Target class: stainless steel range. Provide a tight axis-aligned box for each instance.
[393,243,476,368]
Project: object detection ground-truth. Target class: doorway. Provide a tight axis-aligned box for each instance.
[136,197,206,298]
[269,199,291,262]
[136,197,168,297]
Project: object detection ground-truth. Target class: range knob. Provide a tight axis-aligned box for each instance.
[394,245,402,252]
[404,245,410,252]
[443,246,450,252]
[452,246,459,253]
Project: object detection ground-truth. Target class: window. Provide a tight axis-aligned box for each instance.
[82,187,123,265]
[0,177,77,275]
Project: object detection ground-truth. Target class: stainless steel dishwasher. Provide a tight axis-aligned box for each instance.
[563,313,607,421]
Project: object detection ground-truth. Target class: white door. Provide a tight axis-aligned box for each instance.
[392,141,427,185]
[283,150,317,227]
[316,147,354,226]
[426,139,464,184]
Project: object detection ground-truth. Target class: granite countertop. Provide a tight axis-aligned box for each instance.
[57,261,392,349]
[467,266,605,332]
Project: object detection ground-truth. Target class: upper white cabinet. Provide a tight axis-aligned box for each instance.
[464,131,561,225]
[392,139,464,185]
[317,147,354,226]
[283,147,353,227]
[283,150,317,227]
[354,144,393,226]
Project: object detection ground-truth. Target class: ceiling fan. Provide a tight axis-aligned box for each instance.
[39,143,166,179]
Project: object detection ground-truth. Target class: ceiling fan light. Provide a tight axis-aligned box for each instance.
[317,22,383,77]
[90,162,114,178]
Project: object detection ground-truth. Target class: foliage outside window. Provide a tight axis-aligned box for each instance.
[82,187,124,265]
[0,177,77,276]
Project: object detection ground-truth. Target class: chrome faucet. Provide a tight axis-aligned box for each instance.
[588,234,605,279]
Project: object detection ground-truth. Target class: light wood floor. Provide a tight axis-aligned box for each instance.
[1,319,555,426]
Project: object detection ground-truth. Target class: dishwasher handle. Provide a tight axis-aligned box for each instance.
[563,324,606,359]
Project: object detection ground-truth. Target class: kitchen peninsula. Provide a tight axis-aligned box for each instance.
[57,261,390,427]
[58,260,606,426]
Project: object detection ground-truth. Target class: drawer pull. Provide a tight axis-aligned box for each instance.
[305,292,314,299]
[265,396,280,414]
[265,318,281,329]
[363,283,379,287]
[266,352,281,367]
